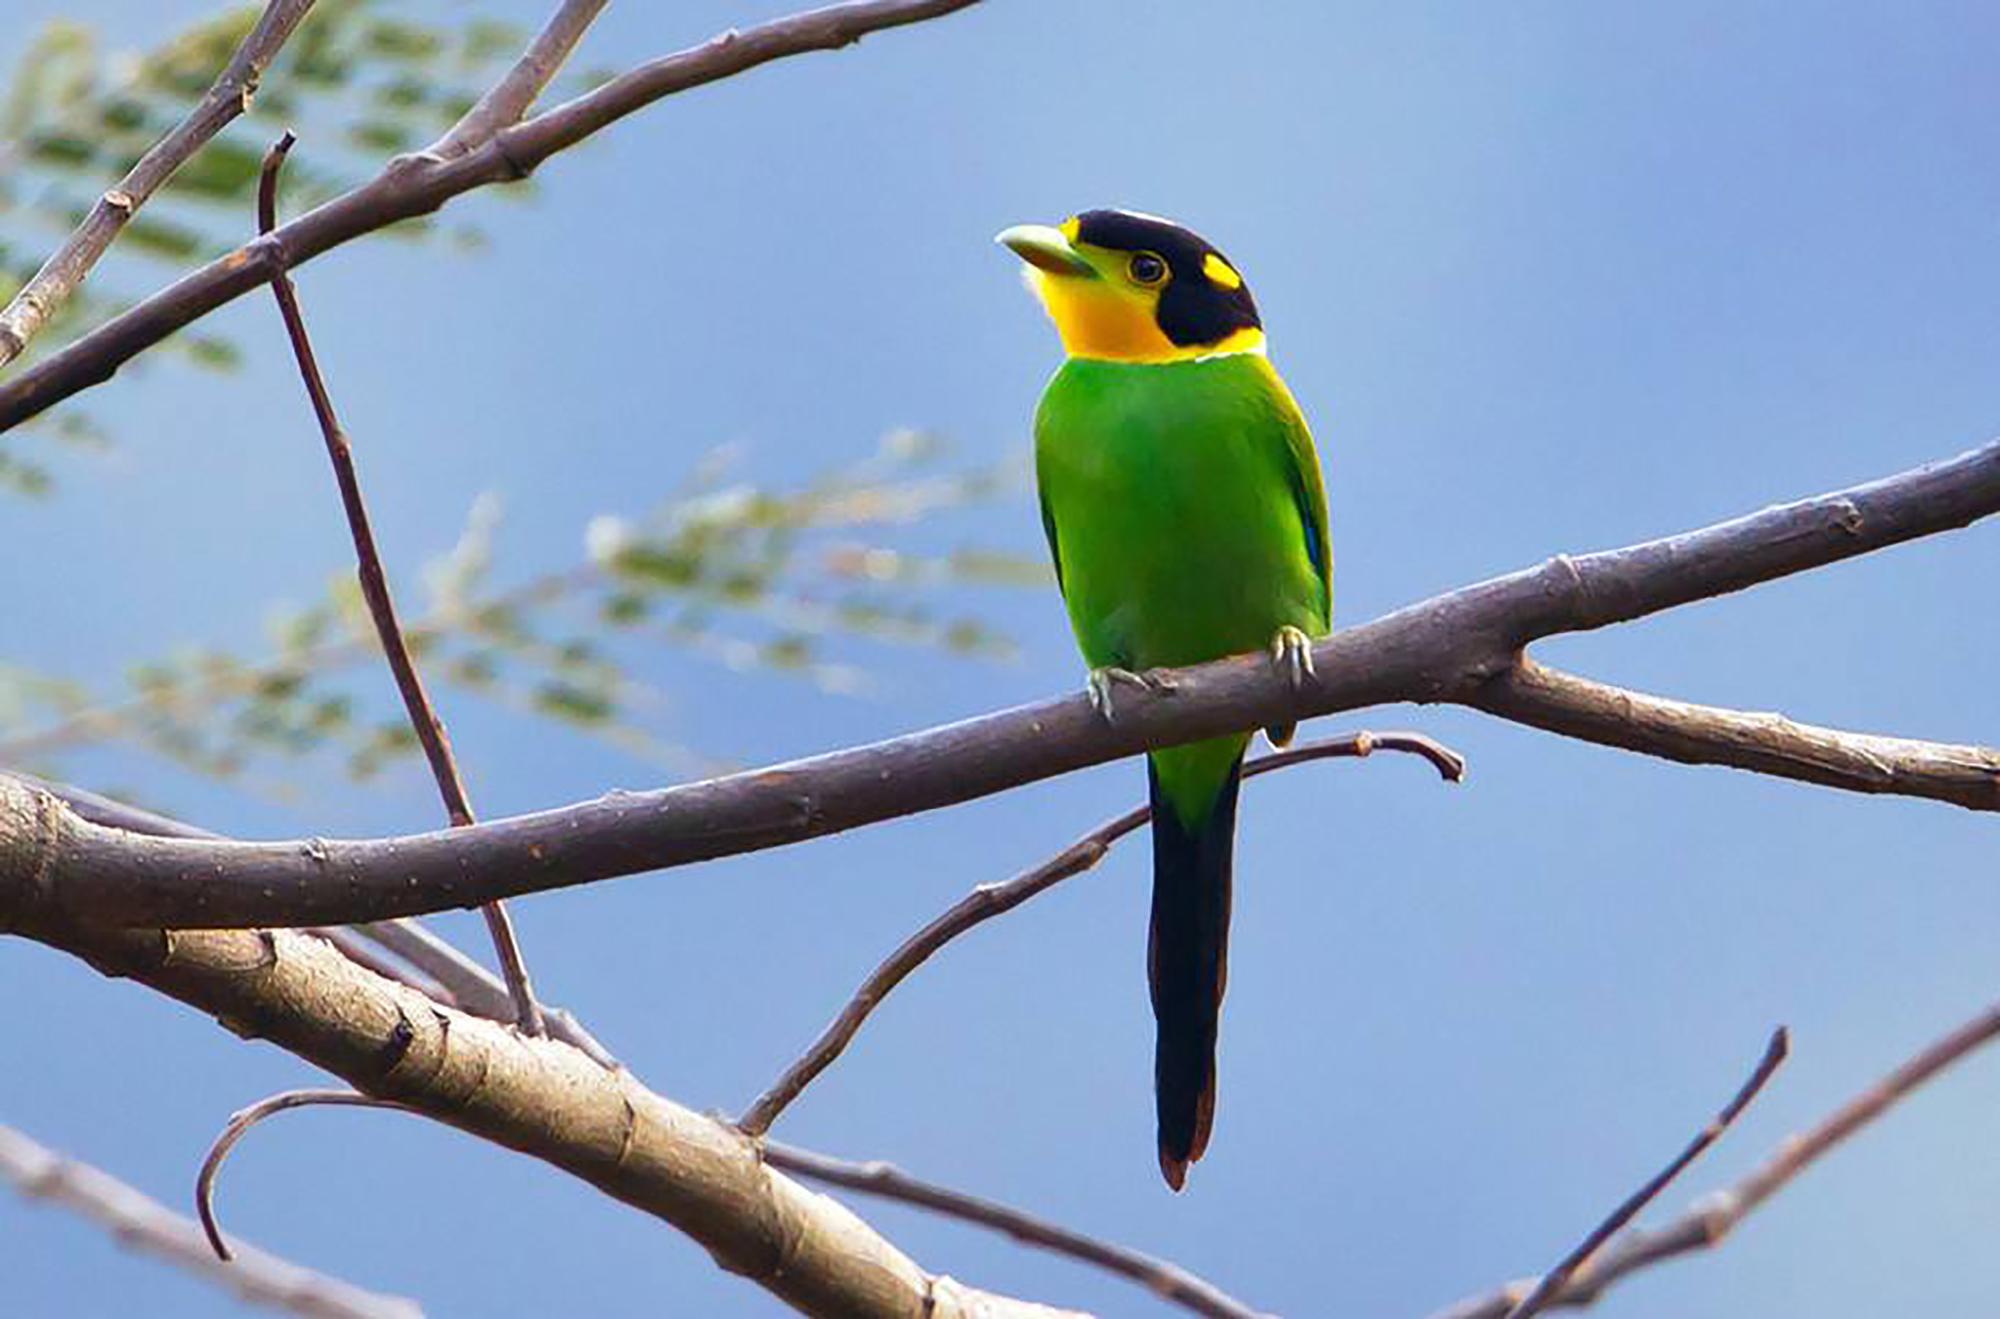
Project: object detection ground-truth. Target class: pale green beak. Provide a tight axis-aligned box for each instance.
[996,223,1094,276]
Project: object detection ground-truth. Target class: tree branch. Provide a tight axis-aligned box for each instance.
[255,133,542,1034]
[1499,1028,1789,1319]
[764,1142,1270,1319]
[9,913,1080,1319]
[0,0,985,431]
[1467,657,2000,809]
[0,0,318,369]
[3,441,1995,931]
[1429,1000,2000,1318]
[739,731,1465,1135]
[428,0,609,157]
[13,770,616,1064]
[0,1120,418,1319]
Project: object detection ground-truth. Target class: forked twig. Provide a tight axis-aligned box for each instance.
[256,134,543,1035]
[196,1089,420,1262]
[764,1141,1270,1319]
[1500,1027,1789,1319]
[0,0,319,368]
[1432,1000,2000,1318]
[739,730,1465,1134]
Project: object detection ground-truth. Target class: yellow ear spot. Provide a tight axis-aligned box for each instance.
[1202,252,1243,290]
[1059,216,1082,242]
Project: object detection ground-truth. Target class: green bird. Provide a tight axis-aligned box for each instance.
[999,210,1331,1190]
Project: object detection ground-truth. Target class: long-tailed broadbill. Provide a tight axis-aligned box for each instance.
[999,209,1331,1190]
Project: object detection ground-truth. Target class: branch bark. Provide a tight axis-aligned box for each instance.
[9,912,1079,1319]
[428,0,609,157]
[0,1121,419,1319]
[3,441,1996,931]
[0,0,318,369]
[0,0,985,431]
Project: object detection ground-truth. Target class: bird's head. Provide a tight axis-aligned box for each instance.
[997,209,1263,363]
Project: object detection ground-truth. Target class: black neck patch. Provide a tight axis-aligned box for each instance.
[1073,209,1262,349]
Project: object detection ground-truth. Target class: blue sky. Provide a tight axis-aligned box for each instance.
[6,2,2000,1316]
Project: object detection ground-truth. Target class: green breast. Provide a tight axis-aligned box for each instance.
[1034,352,1329,675]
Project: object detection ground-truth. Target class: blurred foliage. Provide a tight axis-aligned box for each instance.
[0,1,614,493]
[0,432,1045,793]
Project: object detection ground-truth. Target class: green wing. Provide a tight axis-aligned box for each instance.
[1262,363,1333,627]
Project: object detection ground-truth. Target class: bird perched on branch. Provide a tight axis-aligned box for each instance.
[999,210,1332,1190]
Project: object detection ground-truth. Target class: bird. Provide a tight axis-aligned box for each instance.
[998,209,1331,1191]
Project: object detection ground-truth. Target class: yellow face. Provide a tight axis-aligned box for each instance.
[1000,214,1264,364]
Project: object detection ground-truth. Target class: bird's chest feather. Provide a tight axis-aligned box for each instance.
[1035,356,1320,667]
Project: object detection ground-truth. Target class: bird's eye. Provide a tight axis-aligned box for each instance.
[1127,253,1167,286]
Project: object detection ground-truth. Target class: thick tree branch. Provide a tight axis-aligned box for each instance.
[256,132,541,1033]
[8,913,1079,1319]
[740,732,1465,1135]
[0,0,318,369]
[0,0,984,431]
[764,1142,1269,1319]
[0,1121,418,1319]
[16,771,615,1064]
[1430,999,2000,1318]
[2,441,1995,931]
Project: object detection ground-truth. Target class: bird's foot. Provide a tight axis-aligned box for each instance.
[1268,625,1317,691]
[1086,666,1171,723]
[1264,626,1317,748]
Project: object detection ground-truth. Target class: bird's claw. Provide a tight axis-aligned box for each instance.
[1269,625,1316,692]
[1087,666,1169,723]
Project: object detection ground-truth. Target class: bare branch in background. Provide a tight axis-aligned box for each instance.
[0,1121,418,1319]
[1430,1001,2000,1319]
[0,0,318,368]
[0,0,987,431]
[255,133,542,1035]
[765,1142,1270,1319]
[740,731,1466,1135]
[1499,1028,1789,1319]
[5,440,1996,932]
[429,0,609,157]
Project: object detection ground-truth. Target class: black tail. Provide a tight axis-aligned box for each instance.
[1147,756,1242,1191]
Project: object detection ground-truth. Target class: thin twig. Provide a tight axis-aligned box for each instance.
[0,0,318,368]
[765,1141,1269,1319]
[1429,999,2000,1318]
[195,1090,421,1262]
[0,0,986,430]
[429,0,609,157]
[256,134,543,1036]
[739,731,1465,1134]
[1500,1027,1790,1319]
[0,1121,419,1319]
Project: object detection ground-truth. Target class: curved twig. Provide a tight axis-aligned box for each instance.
[739,730,1465,1134]
[766,1141,1270,1319]
[1,1121,419,1319]
[196,1089,420,1262]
